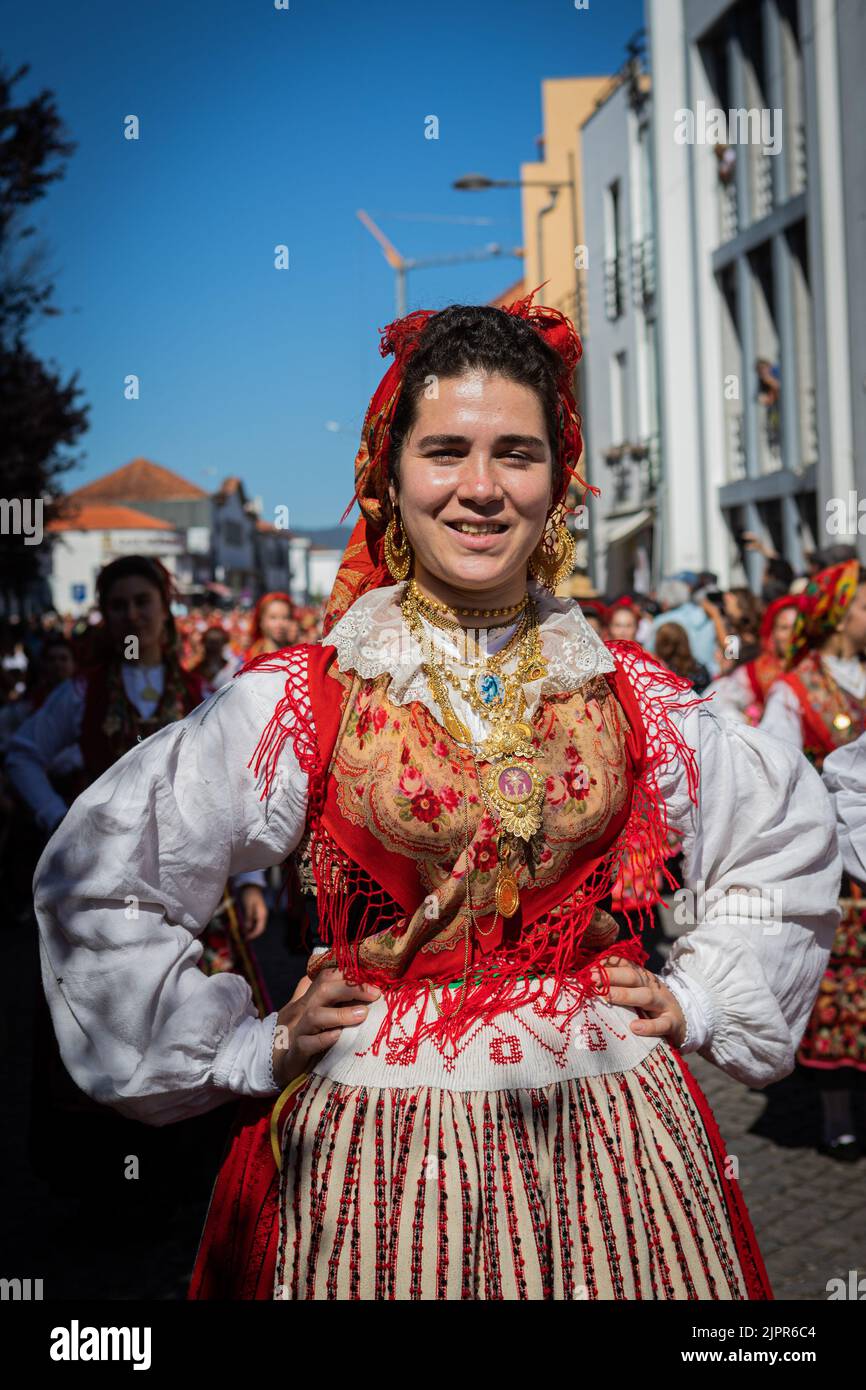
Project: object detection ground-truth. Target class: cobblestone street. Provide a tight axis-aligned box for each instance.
[688,1054,866,1301]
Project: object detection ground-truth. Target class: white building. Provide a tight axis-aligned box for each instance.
[580,58,660,595]
[647,0,864,584]
[47,504,183,615]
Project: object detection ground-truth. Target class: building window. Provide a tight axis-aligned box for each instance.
[604,180,624,320]
[223,519,242,547]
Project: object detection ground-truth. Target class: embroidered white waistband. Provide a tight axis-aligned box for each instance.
[310,976,661,1092]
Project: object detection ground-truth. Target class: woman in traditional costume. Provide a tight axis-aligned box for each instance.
[707,595,802,726]
[32,295,838,1298]
[761,561,866,1158]
[245,591,299,661]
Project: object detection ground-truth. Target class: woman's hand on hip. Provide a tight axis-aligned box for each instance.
[592,955,687,1048]
[271,967,381,1089]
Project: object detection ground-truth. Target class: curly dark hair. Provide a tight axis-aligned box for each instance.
[387,304,566,503]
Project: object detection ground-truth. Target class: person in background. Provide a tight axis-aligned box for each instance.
[192,623,237,697]
[632,592,659,648]
[761,561,866,1159]
[579,598,609,639]
[607,597,642,645]
[654,621,712,694]
[722,587,762,652]
[245,591,298,659]
[649,575,719,677]
[707,595,802,726]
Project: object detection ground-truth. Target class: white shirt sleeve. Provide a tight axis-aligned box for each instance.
[6,678,86,832]
[624,656,840,1088]
[32,666,310,1126]
[822,732,866,883]
[760,680,804,750]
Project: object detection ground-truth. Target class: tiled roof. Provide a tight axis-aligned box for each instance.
[48,504,175,533]
[69,458,209,503]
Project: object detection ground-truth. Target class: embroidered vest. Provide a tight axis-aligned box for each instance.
[79,660,203,785]
[778,651,866,769]
[248,639,700,1047]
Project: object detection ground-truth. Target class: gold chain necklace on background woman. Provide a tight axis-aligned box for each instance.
[401,578,548,922]
[820,659,860,737]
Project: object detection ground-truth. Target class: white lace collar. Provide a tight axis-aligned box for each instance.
[322,577,615,722]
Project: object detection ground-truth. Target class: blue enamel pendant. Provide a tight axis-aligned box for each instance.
[476,672,505,707]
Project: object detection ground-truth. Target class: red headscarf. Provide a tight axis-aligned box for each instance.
[580,599,610,628]
[758,593,802,651]
[247,591,295,658]
[784,560,860,668]
[321,285,592,637]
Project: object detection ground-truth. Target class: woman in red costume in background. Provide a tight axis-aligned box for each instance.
[31,295,838,1298]
[246,591,299,660]
[708,594,802,726]
[762,561,866,1158]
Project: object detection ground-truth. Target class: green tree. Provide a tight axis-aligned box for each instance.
[0,60,89,611]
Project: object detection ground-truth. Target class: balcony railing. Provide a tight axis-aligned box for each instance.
[719,179,738,242]
[602,438,659,507]
[630,236,656,313]
[728,411,747,480]
[792,122,808,196]
[754,151,774,221]
[603,253,625,321]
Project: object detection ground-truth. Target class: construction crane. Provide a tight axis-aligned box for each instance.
[357,209,523,315]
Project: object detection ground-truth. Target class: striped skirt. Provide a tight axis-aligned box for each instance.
[272,1043,769,1300]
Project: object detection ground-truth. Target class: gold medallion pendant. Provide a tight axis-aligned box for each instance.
[833,711,853,733]
[484,760,545,840]
[495,860,520,917]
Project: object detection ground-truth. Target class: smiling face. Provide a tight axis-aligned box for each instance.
[388,370,555,610]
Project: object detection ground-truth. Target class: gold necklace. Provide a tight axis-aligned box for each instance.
[402,583,548,919]
[403,581,540,748]
[821,661,858,735]
[410,579,528,623]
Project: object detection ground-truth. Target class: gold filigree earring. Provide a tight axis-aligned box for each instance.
[383,507,412,581]
[528,503,576,592]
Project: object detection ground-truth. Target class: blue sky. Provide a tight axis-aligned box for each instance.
[5,0,643,526]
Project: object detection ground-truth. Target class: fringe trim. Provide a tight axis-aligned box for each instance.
[245,640,709,1050]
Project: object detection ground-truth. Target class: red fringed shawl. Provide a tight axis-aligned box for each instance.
[244,638,704,1051]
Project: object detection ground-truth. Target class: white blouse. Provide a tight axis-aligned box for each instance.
[30,582,841,1124]
[6,665,166,833]
[822,731,866,882]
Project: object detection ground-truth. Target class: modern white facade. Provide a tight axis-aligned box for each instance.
[580,61,660,596]
[647,0,864,585]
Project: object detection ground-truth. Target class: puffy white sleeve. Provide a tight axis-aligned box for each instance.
[5,678,86,832]
[628,657,840,1088]
[822,732,866,883]
[32,666,309,1126]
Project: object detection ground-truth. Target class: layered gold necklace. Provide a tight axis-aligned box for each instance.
[401,579,549,919]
